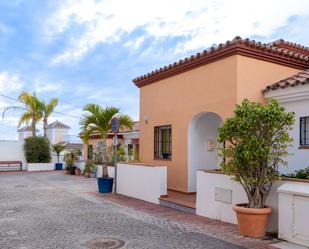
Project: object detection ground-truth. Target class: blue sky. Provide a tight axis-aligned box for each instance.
[0,0,309,140]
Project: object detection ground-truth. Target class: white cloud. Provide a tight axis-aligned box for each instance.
[34,80,63,93]
[46,0,309,64]
[0,71,23,93]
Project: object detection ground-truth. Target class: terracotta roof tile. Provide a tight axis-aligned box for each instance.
[262,69,309,93]
[269,39,309,56]
[133,36,309,87]
[48,120,70,129]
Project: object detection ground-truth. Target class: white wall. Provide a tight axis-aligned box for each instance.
[196,171,283,232]
[188,112,223,192]
[27,163,54,171]
[265,85,309,174]
[0,140,27,170]
[279,98,309,174]
[116,163,167,204]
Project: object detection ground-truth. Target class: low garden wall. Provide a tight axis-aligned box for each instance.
[116,162,167,204]
[27,163,55,171]
[196,170,285,233]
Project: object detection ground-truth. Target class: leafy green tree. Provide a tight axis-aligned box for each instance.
[3,91,42,136]
[80,104,133,177]
[218,99,294,208]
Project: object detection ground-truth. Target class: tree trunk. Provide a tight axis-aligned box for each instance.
[102,141,109,178]
[43,118,48,138]
[31,120,36,137]
[102,162,108,178]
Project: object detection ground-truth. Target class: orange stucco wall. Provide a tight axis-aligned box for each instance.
[139,55,238,192]
[236,55,300,103]
[138,54,303,193]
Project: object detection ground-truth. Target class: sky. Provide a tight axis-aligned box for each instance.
[0,0,309,140]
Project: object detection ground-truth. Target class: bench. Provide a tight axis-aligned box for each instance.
[0,161,22,171]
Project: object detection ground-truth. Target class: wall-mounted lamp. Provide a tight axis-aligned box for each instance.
[144,115,149,124]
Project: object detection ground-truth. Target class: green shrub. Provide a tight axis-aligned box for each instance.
[85,160,95,173]
[284,167,309,179]
[24,136,51,163]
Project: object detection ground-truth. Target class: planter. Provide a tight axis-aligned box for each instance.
[85,172,90,177]
[69,166,76,175]
[27,163,54,171]
[55,163,63,170]
[90,172,97,178]
[75,168,81,176]
[98,177,114,193]
[233,204,272,238]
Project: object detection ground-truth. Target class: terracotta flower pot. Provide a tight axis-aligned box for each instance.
[75,168,81,176]
[233,203,272,238]
[85,172,90,178]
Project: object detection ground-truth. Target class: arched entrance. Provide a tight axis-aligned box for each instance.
[188,112,223,192]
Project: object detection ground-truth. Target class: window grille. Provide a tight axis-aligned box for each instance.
[154,125,172,159]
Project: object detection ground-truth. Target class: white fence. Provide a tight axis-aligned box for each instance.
[116,162,167,204]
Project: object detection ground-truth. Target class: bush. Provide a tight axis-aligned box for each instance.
[85,160,95,173]
[24,136,51,163]
[284,167,309,179]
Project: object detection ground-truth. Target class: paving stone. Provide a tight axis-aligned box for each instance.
[0,171,275,249]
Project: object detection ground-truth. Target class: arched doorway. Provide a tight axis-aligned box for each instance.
[188,112,223,192]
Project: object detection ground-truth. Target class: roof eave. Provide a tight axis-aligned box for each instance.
[133,42,309,88]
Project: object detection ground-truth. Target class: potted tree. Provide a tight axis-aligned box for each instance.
[64,149,79,175]
[52,144,66,170]
[218,99,294,238]
[84,160,94,177]
[80,104,133,193]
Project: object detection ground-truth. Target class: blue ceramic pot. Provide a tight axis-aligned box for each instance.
[98,177,114,193]
[55,163,63,170]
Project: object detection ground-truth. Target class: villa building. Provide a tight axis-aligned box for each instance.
[82,121,140,161]
[132,37,309,193]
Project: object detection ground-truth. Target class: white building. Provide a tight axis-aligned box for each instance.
[264,69,309,174]
[18,126,39,141]
[47,120,71,145]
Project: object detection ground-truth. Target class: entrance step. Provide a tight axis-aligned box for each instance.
[159,198,196,214]
[159,190,196,214]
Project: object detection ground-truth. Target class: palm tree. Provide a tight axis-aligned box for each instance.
[40,98,58,138]
[52,143,66,164]
[80,104,133,177]
[3,91,42,136]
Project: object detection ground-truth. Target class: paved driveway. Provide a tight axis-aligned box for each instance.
[0,172,247,249]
